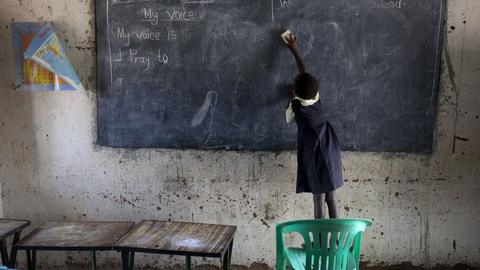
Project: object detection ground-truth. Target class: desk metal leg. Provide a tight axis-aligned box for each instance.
[91,251,97,270]
[185,255,191,270]
[228,239,233,267]
[26,249,36,270]
[9,231,21,267]
[222,247,230,270]
[129,251,135,270]
[223,239,234,270]
[0,240,8,266]
[121,250,130,270]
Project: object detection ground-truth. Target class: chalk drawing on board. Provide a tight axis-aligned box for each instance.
[304,34,314,57]
[202,91,218,146]
[271,0,274,23]
[233,74,242,94]
[107,0,113,88]
[191,91,218,127]
[113,49,122,62]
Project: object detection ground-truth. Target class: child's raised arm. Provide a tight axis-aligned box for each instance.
[282,31,307,74]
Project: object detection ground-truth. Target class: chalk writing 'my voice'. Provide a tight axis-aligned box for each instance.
[140,7,197,24]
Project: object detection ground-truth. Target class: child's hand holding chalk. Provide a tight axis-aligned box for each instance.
[281,30,295,44]
[281,30,297,50]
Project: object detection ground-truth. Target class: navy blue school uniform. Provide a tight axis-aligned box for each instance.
[287,95,343,194]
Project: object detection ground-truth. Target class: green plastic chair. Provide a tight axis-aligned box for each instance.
[276,219,372,270]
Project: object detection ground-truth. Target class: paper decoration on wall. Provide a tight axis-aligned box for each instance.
[11,22,84,91]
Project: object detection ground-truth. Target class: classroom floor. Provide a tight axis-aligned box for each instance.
[21,263,479,270]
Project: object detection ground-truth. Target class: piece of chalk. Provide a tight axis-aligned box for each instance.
[281,30,294,44]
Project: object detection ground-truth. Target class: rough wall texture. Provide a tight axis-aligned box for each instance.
[0,0,479,269]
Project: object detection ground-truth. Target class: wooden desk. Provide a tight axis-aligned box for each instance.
[0,219,30,267]
[116,220,237,270]
[15,221,134,270]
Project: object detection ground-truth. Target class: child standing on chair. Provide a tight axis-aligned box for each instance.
[283,32,343,219]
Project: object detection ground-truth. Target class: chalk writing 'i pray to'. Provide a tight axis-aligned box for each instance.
[113,49,168,71]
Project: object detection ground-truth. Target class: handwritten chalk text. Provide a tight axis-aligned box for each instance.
[386,0,406,9]
[116,27,130,46]
[141,8,159,25]
[129,48,151,71]
[166,9,197,21]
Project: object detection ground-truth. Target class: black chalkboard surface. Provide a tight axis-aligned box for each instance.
[96,0,444,152]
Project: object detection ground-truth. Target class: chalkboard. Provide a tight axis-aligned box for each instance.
[96,0,444,152]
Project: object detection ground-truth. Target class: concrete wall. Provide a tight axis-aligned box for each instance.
[0,0,479,269]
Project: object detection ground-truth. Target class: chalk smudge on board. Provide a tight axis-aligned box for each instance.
[191,91,218,127]
[304,33,315,57]
[233,74,242,94]
[203,91,218,146]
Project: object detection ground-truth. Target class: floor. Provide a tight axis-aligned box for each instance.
[20,262,479,270]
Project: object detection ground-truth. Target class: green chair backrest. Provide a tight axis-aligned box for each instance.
[276,219,372,270]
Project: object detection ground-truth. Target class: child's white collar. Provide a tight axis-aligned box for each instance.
[293,92,319,106]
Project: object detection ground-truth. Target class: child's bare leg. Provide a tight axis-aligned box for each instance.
[325,191,339,218]
[313,193,326,219]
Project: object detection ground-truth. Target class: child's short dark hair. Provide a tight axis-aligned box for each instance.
[294,73,319,100]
